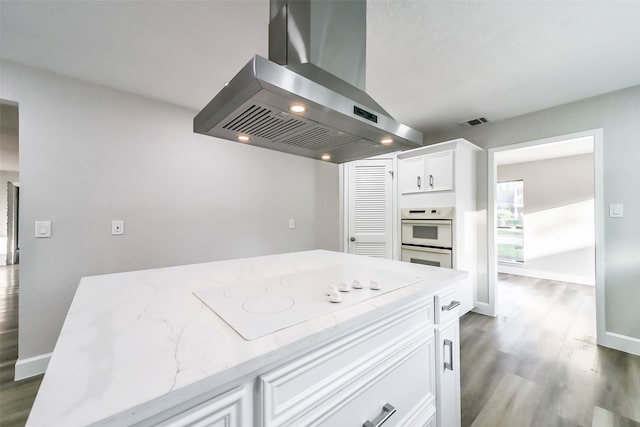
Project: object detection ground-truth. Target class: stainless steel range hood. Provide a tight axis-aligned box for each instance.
[194,0,423,164]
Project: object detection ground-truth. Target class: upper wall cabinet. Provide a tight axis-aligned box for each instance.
[399,151,454,194]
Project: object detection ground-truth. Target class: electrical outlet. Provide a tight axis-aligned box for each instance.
[289,219,295,229]
[111,220,125,235]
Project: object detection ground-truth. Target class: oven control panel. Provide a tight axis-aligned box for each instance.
[401,207,454,220]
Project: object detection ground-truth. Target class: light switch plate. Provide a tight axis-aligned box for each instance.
[289,219,295,229]
[111,220,125,235]
[35,221,51,238]
[609,203,624,218]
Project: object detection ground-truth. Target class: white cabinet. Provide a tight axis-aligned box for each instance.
[399,156,425,194]
[140,290,459,427]
[398,139,483,316]
[259,296,436,426]
[434,288,461,427]
[399,151,454,194]
[427,151,455,192]
[153,386,252,427]
[436,320,461,427]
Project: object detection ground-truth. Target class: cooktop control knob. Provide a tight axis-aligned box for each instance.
[338,282,351,292]
[370,280,381,290]
[328,290,342,303]
[352,279,363,289]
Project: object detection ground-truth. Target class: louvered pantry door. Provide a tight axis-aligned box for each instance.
[347,159,393,259]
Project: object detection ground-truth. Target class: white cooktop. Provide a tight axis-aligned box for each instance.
[194,263,422,340]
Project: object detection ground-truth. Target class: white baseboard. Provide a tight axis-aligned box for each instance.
[471,301,495,317]
[599,332,640,357]
[15,352,51,380]
[498,264,595,286]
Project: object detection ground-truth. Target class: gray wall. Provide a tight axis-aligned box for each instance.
[499,154,594,215]
[0,60,340,360]
[427,84,640,340]
[498,154,594,281]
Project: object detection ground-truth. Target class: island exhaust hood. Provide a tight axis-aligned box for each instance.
[194,0,423,164]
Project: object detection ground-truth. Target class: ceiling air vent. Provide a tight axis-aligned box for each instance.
[459,117,489,127]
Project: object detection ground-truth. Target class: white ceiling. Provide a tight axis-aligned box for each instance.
[496,135,594,166]
[2,1,640,138]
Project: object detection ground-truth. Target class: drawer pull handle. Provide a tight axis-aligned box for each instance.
[442,300,460,311]
[444,339,454,371]
[363,403,396,427]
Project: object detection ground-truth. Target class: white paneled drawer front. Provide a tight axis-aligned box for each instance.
[435,286,460,325]
[154,386,250,427]
[259,297,435,426]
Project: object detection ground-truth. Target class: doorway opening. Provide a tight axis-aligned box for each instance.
[1,101,20,266]
[487,129,604,342]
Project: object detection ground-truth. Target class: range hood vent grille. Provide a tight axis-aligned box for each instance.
[223,105,305,139]
[280,128,359,150]
[221,101,362,152]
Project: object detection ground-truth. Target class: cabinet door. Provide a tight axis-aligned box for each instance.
[399,157,426,194]
[425,151,454,192]
[435,320,461,427]
[346,159,393,258]
[155,386,250,427]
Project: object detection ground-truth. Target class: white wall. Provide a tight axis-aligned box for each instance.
[0,60,340,364]
[498,154,595,284]
[426,84,640,343]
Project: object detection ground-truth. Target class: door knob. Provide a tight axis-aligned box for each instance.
[350,237,356,242]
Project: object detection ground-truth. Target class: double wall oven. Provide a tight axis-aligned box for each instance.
[401,207,454,268]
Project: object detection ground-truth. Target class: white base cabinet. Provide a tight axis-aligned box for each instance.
[259,296,436,426]
[139,289,460,427]
[434,287,462,427]
[157,387,252,427]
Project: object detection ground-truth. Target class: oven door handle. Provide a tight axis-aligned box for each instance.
[401,245,452,254]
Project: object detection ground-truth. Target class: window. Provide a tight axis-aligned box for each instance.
[497,180,524,263]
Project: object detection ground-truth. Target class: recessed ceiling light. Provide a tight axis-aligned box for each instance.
[290,104,306,113]
[381,138,393,145]
[237,135,250,142]
[321,153,331,161]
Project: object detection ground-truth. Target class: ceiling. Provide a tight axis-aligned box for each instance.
[2,1,640,138]
[496,135,594,166]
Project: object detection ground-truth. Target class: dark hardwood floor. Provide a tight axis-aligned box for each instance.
[460,273,640,427]
[0,265,42,427]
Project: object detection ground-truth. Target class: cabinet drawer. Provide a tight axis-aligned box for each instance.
[154,386,250,427]
[296,330,435,426]
[260,297,434,426]
[435,287,460,325]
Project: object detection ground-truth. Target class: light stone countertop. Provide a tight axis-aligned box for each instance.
[26,250,466,426]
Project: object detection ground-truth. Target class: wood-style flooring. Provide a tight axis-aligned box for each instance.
[460,273,640,427]
[0,265,42,427]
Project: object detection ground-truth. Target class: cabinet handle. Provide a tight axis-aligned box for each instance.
[444,339,454,371]
[417,176,421,189]
[363,403,396,427]
[441,300,461,311]
[429,174,434,188]
[350,237,356,242]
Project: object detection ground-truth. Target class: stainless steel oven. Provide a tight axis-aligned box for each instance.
[401,207,454,268]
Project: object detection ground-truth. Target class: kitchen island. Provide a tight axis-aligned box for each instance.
[26,250,465,426]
